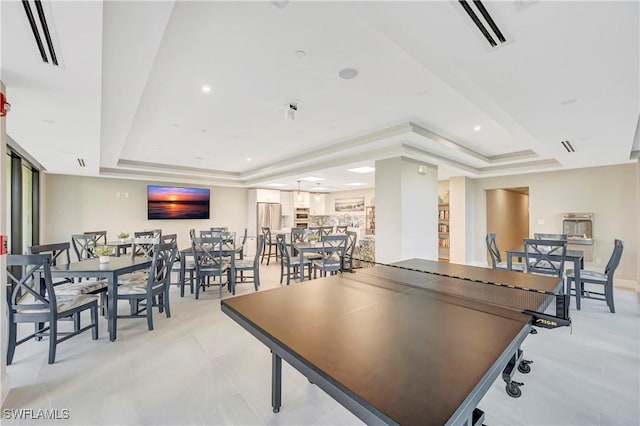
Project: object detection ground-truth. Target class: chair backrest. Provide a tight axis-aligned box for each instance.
[135,230,156,239]
[189,228,196,240]
[7,254,56,316]
[291,228,306,244]
[261,227,272,243]
[254,235,265,267]
[534,233,567,241]
[240,228,248,246]
[200,230,215,238]
[276,234,290,262]
[84,230,107,245]
[28,242,71,266]
[308,227,321,238]
[147,242,178,290]
[335,225,348,233]
[345,231,358,261]
[146,229,162,239]
[161,234,177,245]
[71,234,98,261]
[220,231,236,246]
[320,226,333,236]
[321,234,347,255]
[524,238,567,277]
[211,227,228,232]
[191,237,226,276]
[604,239,624,276]
[131,237,160,259]
[485,233,502,268]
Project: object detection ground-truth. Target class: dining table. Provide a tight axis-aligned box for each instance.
[49,256,153,341]
[505,245,584,302]
[106,240,132,257]
[292,241,324,282]
[178,243,243,296]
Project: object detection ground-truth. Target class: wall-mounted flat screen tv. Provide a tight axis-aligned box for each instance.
[147,185,210,220]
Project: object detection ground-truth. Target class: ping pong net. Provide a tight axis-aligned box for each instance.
[350,262,571,329]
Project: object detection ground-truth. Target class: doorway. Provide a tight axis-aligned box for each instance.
[486,187,529,262]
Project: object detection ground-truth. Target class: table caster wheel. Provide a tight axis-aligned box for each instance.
[505,382,522,398]
[518,362,531,374]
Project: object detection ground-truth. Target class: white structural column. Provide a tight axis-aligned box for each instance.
[375,157,438,264]
[1,81,9,404]
[449,176,475,264]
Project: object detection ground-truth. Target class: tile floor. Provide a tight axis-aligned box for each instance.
[2,263,639,425]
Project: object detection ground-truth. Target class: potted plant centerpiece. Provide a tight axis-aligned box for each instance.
[307,234,320,246]
[117,232,130,243]
[94,245,112,263]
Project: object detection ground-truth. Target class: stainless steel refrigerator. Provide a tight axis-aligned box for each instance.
[256,202,282,237]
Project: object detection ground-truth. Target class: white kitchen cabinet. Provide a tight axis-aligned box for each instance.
[292,191,310,208]
[309,193,326,215]
[252,189,280,203]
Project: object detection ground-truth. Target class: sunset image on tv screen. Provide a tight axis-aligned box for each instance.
[147,185,210,219]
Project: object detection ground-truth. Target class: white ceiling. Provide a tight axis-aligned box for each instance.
[2,0,639,192]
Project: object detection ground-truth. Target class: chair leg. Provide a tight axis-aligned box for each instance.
[73,313,81,331]
[606,282,615,313]
[261,243,267,264]
[91,304,99,340]
[280,263,284,284]
[164,289,171,318]
[254,268,260,291]
[146,296,154,331]
[48,320,57,364]
[7,321,17,365]
[195,278,201,300]
[286,265,291,285]
[266,244,272,265]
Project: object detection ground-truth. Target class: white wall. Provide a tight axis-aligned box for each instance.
[471,164,639,283]
[42,174,248,250]
[1,81,9,404]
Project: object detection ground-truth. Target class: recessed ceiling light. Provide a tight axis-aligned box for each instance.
[195,156,205,160]
[201,85,212,93]
[201,129,207,132]
[338,68,358,80]
[295,50,306,58]
[171,123,179,128]
[300,176,325,182]
[315,187,329,191]
[267,183,287,187]
[345,183,366,186]
[246,158,251,162]
[42,119,55,124]
[560,98,578,106]
[348,166,375,174]
[473,125,482,132]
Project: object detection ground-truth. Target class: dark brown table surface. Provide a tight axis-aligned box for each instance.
[222,258,561,425]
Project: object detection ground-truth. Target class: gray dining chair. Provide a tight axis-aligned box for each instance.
[191,237,231,299]
[485,233,526,272]
[117,241,177,331]
[6,254,99,365]
[234,235,264,293]
[312,234,348,278]
[277,233,311,285]
[524,238,567,278]
[566,239,623,313]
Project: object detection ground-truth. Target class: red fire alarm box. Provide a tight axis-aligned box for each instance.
[0,235,7,255]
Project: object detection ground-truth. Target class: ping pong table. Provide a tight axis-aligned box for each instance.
[221,258,569,425]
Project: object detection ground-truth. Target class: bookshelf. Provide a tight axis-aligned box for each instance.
[438,204,450,260]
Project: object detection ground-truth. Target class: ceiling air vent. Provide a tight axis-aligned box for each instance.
[459,0,507,48]
[21,0,59,66]
[77,158,86,167]
[561,140,575,153]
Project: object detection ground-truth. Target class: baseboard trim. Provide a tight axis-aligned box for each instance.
[1,370,10,405]
[614,279,639,292]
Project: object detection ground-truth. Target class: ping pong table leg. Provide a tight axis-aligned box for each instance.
[272,351,282,413]
[502,348,527,398]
